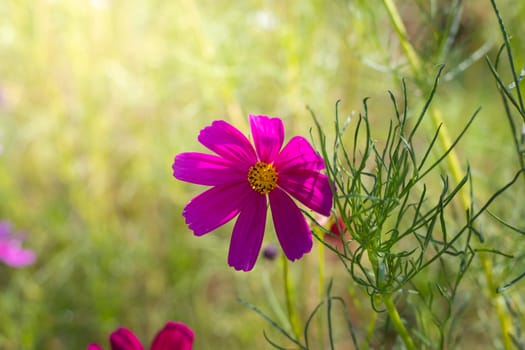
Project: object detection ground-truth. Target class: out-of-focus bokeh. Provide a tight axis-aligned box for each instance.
[0,1,523,348]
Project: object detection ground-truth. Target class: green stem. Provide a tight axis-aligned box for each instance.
[383,294,416,350]
[262,267,290,332]
[282,254,301,340]
[382,2,514,349]
[368,249,415,349]
[489,0,525,115]
[381,0,422,82]
[317,240,325,348]
[480,253,514,350]
[364,310,378,350]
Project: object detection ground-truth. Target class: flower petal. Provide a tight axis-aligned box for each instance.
[150,321,194,350]
[0,221,12,238]
[269,188,312,261]
[109,328,144,350]
[228,191,267,271]
[183,182,252,236]
[173,152,247,186]
[87,344,104,350]
[249,115,284,163]
[0,241,36,267]
[274,136,325,171]
[198,120,257,164]
[278,171,332,216]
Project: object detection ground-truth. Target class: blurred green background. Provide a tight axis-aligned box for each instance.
[0,1,523,348]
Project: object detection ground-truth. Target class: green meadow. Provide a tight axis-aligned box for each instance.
[0,1,523,349]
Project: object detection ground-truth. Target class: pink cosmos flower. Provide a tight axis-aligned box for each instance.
[87,321,194,350]
[172,115,333,271]
[0,221,36,268]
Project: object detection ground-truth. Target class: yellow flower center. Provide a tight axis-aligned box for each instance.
[247,161,278,194]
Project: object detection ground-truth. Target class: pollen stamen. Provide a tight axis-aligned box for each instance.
[247,161,278,194]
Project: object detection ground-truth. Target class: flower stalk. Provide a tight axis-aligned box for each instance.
[317,239,325,348]
[282,255,301,340]
[382,294,416,350]
[480,252,514,350]
[381,0,422,81]
[369,244,415,349]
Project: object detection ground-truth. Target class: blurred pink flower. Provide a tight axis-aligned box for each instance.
[0,221,36,267]
[88,321,194,350]
[173,115,333,271]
